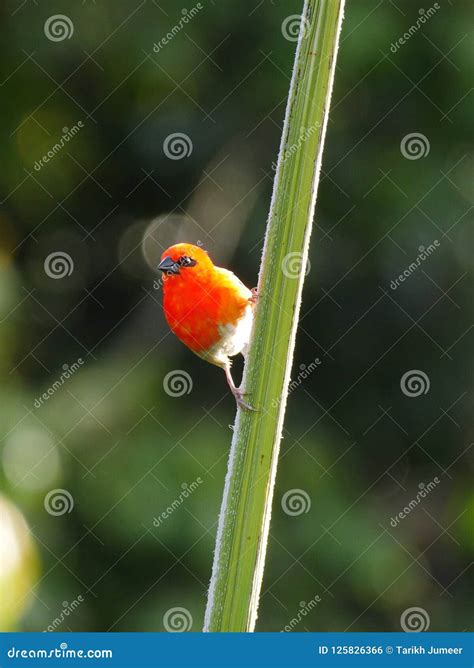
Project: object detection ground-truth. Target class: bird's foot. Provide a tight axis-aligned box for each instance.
[249,287,259,306]
[225,364,257,411]
[232,386,257,412]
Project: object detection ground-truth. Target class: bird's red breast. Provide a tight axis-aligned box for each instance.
[159,243,252,365]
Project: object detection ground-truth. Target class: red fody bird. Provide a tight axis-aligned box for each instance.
[158,243,256,410]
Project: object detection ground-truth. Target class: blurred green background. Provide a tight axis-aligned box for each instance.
[0,0,472,633]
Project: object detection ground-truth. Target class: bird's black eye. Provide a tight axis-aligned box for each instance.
[178,255,197,268]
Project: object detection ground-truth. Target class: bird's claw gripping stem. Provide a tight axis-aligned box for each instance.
[233,388,257,412]
[225,365,257,411]
[249,287,259,306]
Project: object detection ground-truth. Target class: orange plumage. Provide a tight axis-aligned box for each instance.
[158,243,256,409]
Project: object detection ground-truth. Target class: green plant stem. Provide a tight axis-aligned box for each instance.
[204,0,345,632]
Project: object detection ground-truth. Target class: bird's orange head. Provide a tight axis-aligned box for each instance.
[157,243,212,281]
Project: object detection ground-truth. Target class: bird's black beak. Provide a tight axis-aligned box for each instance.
[158,256,179,275]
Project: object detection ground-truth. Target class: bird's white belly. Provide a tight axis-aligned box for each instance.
[218,304,253,357]
[201,304,253,367]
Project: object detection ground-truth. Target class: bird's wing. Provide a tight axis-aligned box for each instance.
[214,267,253,301]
